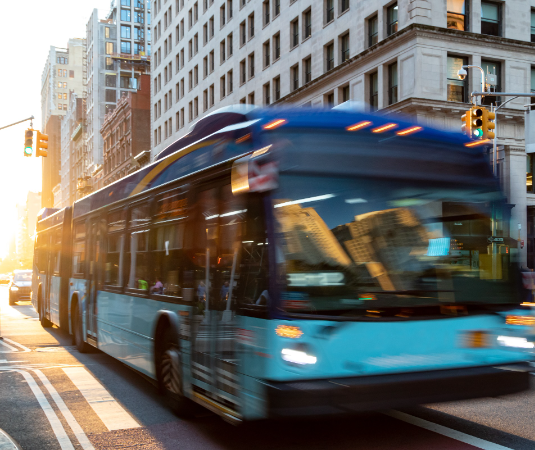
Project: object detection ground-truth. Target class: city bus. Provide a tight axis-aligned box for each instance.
[33,107,535,422]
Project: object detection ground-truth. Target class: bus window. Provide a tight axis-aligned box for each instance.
[106,210,126,286]
[72,222,86,276]
[52,230,61,274]
[218,184,245,310]
[236,194,269,307]
[127,230,149,291]
[131,204,150,227]
[153,224,185,296]
[106,234,124,286]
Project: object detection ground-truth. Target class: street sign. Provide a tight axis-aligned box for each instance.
[488,236,504,243]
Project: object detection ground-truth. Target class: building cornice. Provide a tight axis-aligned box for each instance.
[276,23,535,105]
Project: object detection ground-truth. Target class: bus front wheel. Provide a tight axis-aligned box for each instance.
[39,293,52,328]
[73,303,90,353]
[157,328,197,418]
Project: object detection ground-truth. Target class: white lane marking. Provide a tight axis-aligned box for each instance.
[8,369,74,450]
[34,370,95,450]
[0,340,18,353]
[62,367,140,431]
[3,338,31,352]
[385,410,513,450]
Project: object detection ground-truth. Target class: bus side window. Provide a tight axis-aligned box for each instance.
[105,210,126,286]
[72,222,86,276]
[126,204,151,291]
[218,184,245,310]
[236,194,269,307]
[153,224,185,296]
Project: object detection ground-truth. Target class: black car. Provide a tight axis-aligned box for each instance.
[9,270,33,305]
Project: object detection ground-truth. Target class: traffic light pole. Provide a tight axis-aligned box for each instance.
[0,116,34,131]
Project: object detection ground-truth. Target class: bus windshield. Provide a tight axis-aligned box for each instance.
[273,174,519,317]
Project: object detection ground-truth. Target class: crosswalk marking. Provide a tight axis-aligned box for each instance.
[14,369,75,450]
[34,370,95,450]
[0,340,19,353]
[62,367,140,431]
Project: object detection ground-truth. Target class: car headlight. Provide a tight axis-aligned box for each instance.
[497,335,535,349]
[10,286,19,291]
[281,348,317,365]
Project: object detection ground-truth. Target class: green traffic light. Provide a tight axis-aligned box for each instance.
[24,146,33,155]
[473,128,483,138]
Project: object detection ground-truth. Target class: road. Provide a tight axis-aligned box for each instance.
[0,285,534,450]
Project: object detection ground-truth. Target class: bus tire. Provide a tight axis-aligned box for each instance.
[157,328,196,418]
[73,303,90,353]
[39,292,52,328]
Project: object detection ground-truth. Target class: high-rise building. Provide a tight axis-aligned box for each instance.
[85,3,151,194]
[100,73,151,186]
[15,192,42,264]
[40,39,85,207]
[151,0,535,268]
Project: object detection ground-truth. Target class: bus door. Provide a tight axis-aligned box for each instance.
[191,183,243,409]
[86,219,101,343]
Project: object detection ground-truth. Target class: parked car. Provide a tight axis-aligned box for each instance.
[0,274,10,284]
[8,270,32,305]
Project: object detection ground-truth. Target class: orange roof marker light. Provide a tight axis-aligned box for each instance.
[346,121,372,131]
[397,126,423,136]
[372,123,397,133]
[465,139,491,147]
[263,119,287,130]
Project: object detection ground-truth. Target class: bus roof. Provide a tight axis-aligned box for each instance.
[71,107,496,220]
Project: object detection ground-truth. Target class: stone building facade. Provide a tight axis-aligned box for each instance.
[101,74,151,186]
[151,0,535,267]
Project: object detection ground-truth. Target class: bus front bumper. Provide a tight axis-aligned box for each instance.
[265,363,532,417]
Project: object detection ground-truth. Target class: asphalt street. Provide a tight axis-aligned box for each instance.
[0,285,535,450]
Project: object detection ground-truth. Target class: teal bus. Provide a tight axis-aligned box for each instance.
[33,107,535,422]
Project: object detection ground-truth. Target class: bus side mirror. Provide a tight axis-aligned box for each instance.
[231,150,278,195]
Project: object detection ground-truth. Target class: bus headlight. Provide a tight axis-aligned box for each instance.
[281,348,317,365]
[10,286,19,291]
[497,336,535,349]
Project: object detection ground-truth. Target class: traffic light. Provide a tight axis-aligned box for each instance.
[461,109,471,137]
[482,108,496,140]
[35,130,48,157]
[471,107,484,139]
[24,129,33,156]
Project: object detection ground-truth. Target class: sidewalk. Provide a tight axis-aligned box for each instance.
[0,429,21,450]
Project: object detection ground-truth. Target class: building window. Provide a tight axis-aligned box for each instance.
[240,59,246,84]
[248,92,255,104]
[106,42,114,54]
[341,85,350,102]
[291,65,299,91]
[263,41,270,67]
[447,0,467,31]
[274,76,281,100]
[304,56,312,83]
[121,9,131,21]
[325,0,334,23]
[220,4,226,27]
[531,66,535,110]
[220,40,226,62]
[368,14,378,46]
[121,25,131,38]
[248,52,255,78]
[203,89,208,111]
[273,33,281,60]
[240,21,246,45]
[531,9,535,42]
[387,3,398,36]
[210,50,215,72]
[248,13,255,38]
[340,33,349,63]
[447,55,467,103]
[481,1,500,36]
[326,93,334,107]
[210,84,215,106]
[105,27,110,38]
[304,9,312,39]
[388,61,398,105]
[528,154,534,193]
[121,41,131,53]
[341,0,349,13]
[263,0,270,26]
[106,89,117,103]
[228,33,233,56]
[264,83,271,105]
[325,43,334,72]
[369,72,378,111]
[291,18,299,48]
[106,74,117,87]
[274,0,280,17]
[481,60,501,105]
[220,75,226,98]
[228,69,233,92]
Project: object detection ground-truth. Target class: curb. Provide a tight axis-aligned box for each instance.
[0,429,22,450]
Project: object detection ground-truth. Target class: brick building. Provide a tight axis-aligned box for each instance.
[101,73,151,186]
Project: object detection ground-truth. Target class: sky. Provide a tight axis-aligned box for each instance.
[0,0,113,257]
